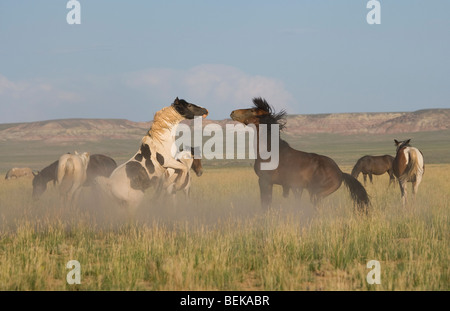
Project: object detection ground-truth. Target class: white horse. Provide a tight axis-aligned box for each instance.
[57,151,90,207]
[393,139,425,206]
[95,98,208,214]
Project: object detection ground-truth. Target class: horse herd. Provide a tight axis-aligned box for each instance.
[5,97,425,214]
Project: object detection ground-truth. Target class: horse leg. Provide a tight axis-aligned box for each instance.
[369,173,373,184]
[412,173,423,202]
[258,178,273,210]
[363,174,367,186]
[71,186,83,208]
[163,158,189,190]
[388,172,395,188]
[153,178,164,200]
[183,186,190,201]
[294,188,303,201]
[310,194,322,211]
[398,179,407,207]
[282,185,290,198]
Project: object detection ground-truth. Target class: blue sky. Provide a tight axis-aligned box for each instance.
[0,1,449,123]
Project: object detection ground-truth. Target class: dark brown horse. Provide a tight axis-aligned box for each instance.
[230,98,369,211]
[392,139,425,206]
[32,154,117,199]
[351,155,395,186]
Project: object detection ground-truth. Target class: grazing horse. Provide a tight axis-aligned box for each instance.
[95,97,208,213]
[351,155,395,186]
[392,139,425,206]
[155,147,204,199]
[230,98,369,212]
[32,154,117,199]
[5,167,34,180]
[57,152,90,206]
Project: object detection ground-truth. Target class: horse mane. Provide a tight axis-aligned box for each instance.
[149,105,185,143]
[399,140,411,150]
[396,139,412,153]
[35,160,59,183]
[252,97,287,131]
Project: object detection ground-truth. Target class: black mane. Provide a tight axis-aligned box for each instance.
[252,97,287,130]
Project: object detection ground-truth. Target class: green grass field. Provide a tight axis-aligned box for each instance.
[0,161,448,290]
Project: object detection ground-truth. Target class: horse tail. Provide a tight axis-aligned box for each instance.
[57,157,67,185]
[351,160,362,179]
[342,173,370,212]
[57,157,75,194]
[405,148,423,181]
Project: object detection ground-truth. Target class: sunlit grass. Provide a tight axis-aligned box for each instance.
[0,165,448,290]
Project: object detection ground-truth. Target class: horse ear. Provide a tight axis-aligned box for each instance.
[405,139,411,145]
[32,170,39,177]
[394,139,399,146]
[174,97,179,104]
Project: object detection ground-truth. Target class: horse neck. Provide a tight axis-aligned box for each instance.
[254,122,286,160]
[149,106,184,150]
[41,161,59,183]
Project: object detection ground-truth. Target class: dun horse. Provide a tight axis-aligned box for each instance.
[95,98,208,213]
[57,151,90,206]
[32,154,117,199]
[392,139,425,206]
[230,98,369,212]
[351,155,395,186]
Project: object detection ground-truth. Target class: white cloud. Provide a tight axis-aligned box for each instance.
[125,64,294,117]
[0,65,294,123]
[0,74,82,123]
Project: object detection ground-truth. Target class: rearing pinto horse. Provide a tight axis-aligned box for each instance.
[230,98,370,212]
[95,98,208,214]
[392,139,425,206]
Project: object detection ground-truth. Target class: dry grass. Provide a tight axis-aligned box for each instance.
[0,165,448,290]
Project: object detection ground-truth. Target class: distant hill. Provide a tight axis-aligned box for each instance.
[0,109,449,143]
[0,119,150,143]
[285,109,450,135]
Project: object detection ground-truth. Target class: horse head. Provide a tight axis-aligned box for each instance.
[230,97,286,129]
[172,97,208,120]
[394,139,411,153]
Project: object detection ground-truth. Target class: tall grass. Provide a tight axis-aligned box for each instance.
[0,165,448,290]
